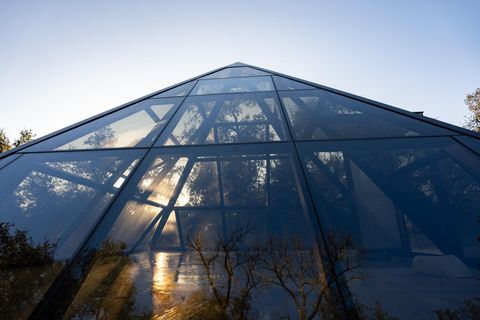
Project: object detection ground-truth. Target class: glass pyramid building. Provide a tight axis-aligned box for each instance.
[1,62,479,319]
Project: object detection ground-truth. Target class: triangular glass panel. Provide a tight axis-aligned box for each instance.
[156,92,289,145]
[202,67,270,79]
[279,89,453,140]
[152,81,196,98]
[190,76,274,95]
[273,75,317,90]
[24,97,183,151]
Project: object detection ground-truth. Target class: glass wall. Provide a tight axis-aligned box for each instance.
[1,65,479,319]
[298,137,480,318]
[0,149,143,319]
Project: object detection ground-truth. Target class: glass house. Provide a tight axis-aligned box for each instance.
[1,62,479,319]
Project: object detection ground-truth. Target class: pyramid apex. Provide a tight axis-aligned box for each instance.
[226,62,248,67]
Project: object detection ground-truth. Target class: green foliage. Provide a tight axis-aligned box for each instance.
[0,128,10,153]
[464,88,480,132]
[13,128,36,148]
[0,128,36,153]
[0,221,62,319]
[0,221,56,268]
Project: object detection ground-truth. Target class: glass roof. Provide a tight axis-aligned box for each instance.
[1,63,478,319]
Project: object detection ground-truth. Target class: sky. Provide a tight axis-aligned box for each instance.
[1,0,479,140]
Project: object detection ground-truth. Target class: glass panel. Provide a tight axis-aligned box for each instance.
[0,153,21,170]
[455,135,480,155]
[279,89,453,140]
[156,92,289,146]
[63,144,344,319]
[298,137,480,319]
[152,81,196,98]
[24,98,183,151]
[190,76,274,95]
[0,149,143,319]
[273,75,317,90]
[202,67,270,79]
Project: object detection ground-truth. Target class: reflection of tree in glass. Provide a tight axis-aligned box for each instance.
[84,126,117,148]
[64,240,151,319]
[260,233,362,320]
[222,159,266,207]
[180,161,220,206]
[184,223,262,319]
[183,224,367,320]
[0,221,62,319]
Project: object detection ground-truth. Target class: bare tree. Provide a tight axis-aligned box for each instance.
[260,233,363,320]
[464,88,480,132]
[186,223,262,319]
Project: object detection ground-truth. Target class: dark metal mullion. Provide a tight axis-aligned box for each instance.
[266,152,271,207]
[256,97,286,139]
[307,154,350,197]
[190,153,289,162]
[0,153,22,170]
[34,163,114,193]
[175,210,186,250]
[144,105,163,123]
[290,95,327,138]
[214,120,270,127]
[150,81,198,147]
[122,157,183,252]
[128,158,179,205]
[342,153,366,249]
[452,135,480,157]
[14,134,456,156]
[270,76,355,320]
[216,156,228,239]
[149,157,197,249]
[187,96,225,145]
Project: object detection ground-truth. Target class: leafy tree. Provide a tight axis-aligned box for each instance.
[0,128,36,153]
[0,221,62,319]
[13,128,36,148]
[0,128,10,153]
[464,88,480,132]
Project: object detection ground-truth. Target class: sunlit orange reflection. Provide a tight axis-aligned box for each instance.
[152,252,177,315]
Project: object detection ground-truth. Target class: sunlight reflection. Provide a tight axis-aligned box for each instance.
[152,252,177,315]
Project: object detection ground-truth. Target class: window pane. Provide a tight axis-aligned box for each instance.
[190,76,274,95]
[24,98,183,151]
[298,137,480,318]
[202,67,270,79]
[63,144,343,319]
[279,90,453,140]
[0,149,143,319]
[156,92,289,146]
[273,75,317,90]
[152,81,196,98]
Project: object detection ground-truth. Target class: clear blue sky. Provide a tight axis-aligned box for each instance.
[1,0,479,139]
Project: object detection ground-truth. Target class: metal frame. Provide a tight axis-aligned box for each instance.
[1,62,478,320]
